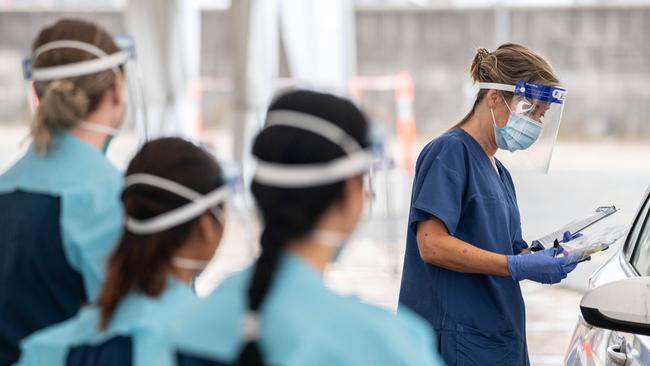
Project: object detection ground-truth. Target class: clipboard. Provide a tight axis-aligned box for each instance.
[530,206,618,251]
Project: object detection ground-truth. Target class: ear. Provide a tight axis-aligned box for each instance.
[484,89,501,110]
[111,72,125,106]
[196,213,221,243]
[340,176,363,208]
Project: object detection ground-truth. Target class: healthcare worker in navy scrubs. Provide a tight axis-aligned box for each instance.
[398,43,589,366]
[0,19,131,366]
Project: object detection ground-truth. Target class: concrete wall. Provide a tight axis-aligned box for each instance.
[1,6,649,138]
[355,6,650,138]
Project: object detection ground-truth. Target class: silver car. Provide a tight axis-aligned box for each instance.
[564,186,650,366]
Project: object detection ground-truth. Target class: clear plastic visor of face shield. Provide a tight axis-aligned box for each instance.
[252,109,387,202]
[22,36,149,141]
[478,80,567,173]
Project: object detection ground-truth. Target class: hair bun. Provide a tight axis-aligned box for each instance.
[47,79,75,93]
[476,47,490,61]
[469,47,491,82]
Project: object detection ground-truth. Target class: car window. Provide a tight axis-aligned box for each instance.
[630,194,650,275]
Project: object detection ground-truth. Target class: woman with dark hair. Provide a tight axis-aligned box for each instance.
[173,90,444,366]
[16,137,230,366]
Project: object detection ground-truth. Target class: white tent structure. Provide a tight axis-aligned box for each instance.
[125,0,202,140]
[125,0,356,167]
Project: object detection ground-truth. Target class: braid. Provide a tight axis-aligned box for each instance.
[234,90,370,365]
[235,229,284,366]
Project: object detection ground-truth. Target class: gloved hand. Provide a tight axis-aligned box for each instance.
[507,248,587,284]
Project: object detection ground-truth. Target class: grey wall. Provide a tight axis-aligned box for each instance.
[355,6,650,138]
[1,6,649,139]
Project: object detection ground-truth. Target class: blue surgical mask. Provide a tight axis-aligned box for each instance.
[491,96,543,152]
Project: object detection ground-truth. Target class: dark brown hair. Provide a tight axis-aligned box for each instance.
[30,19,120,154]
[97,137,224,330]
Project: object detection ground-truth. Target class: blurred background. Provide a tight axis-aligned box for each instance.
[1,0,649,365]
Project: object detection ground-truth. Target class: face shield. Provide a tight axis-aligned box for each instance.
[479,81,567,173]
[22,36,149,142]
[251,110,386,262]
[122,155,243,283]
[252,109,385,194]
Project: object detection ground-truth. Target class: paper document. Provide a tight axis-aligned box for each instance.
[531,206,618,250]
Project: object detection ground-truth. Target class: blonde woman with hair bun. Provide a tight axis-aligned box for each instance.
[0,18,129,365]
[398,44,587,366]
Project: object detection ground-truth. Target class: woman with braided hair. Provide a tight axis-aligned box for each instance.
[172,90,444,366]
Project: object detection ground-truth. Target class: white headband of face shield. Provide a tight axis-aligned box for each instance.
[479,82,537,115]
[477,82,516,93]
[253,110,374,187]
[29,40,129,81]
[123,174,229,235]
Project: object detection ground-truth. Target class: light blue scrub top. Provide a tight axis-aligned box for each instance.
[0,133,123,365]
[16,279,198,366]
[173,254,444,366]
[0,132,123,299]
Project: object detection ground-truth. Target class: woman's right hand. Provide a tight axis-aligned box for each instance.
[506,249,585,284]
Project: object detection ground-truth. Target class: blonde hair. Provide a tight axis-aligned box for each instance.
[458,43,559,126]
[30,19,120,154]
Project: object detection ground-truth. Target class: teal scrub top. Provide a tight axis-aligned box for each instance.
[0,133,123,365]
[173,254,444,366]
[0,132,123,299]
[16,279,199,366]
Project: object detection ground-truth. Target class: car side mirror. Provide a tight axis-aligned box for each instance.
[580,277,650,336]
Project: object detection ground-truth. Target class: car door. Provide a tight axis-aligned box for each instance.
[609,198,650,365]
[564,188,650,366]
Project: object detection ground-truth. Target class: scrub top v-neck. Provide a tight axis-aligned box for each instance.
[398,128,530,366]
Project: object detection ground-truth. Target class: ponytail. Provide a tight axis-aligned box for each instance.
[96,137,224,330]
[235,90,370,365]
[235,229,284,365]
[455,43,559,128]
[31,80,89,154]
[30,18,120,154]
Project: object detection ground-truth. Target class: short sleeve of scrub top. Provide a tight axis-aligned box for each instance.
[398,128,530,366]
[410,138,469,235]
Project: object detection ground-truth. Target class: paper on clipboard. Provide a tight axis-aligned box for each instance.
[531,206,618,250]
[561,224,630,263]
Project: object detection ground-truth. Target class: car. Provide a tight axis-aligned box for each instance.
[564,185,650,366]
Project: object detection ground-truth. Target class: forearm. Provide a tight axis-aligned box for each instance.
[418,235,510,276]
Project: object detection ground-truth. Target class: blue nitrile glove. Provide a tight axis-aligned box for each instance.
[507,249,582,284]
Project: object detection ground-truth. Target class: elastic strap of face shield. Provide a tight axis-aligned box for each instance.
[253,110,375,188]
[26,40,129,81]
[123,174,229,235]
[478,82,516,93]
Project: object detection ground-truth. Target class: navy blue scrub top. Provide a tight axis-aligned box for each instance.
[398,128,530,366]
